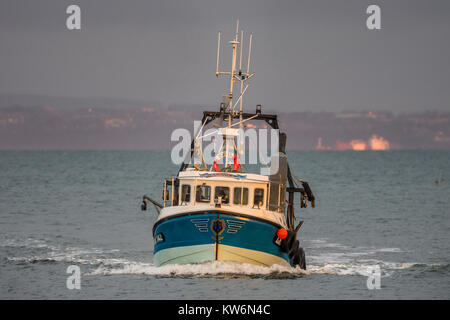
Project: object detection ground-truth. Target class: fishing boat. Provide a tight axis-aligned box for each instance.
[141,22,315,269]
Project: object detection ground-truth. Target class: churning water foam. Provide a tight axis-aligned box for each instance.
[2,236,442,280]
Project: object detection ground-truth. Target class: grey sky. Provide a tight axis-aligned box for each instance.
[1,0,449,113]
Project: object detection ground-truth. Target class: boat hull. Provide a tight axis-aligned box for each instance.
[153,211,291,267]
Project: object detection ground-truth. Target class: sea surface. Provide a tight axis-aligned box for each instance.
[0,150,449,299]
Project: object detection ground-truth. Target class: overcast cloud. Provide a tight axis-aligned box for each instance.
[0,0,449,113]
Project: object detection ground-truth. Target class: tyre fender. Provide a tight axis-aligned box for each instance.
[279,230,296,253]
[289,239,299,259]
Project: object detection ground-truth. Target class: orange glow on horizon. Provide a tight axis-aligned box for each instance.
[336,135,390,151]
[316,137,332,150]
[370,134,390,150]
[350,140,367,151]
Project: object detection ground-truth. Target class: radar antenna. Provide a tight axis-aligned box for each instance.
[215,20,255,126]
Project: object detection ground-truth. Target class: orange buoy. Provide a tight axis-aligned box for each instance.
[213,159,220,172]
[232,154,239,171]
[277,228,288,239]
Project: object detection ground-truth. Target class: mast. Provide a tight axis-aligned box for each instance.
[216,20,254,124]
[216,21,255,168]
[228,20,239,126]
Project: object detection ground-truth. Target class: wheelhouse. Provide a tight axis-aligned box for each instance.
[160,170,289,214]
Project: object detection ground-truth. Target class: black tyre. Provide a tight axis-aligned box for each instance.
[298,247,306,270]
[289,239,299,259]
[279,231,296,253]
[293,252,300,266]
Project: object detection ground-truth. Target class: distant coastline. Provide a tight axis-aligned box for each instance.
[1,94,449,150]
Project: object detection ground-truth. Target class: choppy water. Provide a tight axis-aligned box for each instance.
[0,150,449,299]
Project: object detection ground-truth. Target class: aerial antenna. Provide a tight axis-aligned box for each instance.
[215,21,255,123]
[239,30,243,72]
[239,29,244,124]
[216,31,221,76]
[246,33,253,74]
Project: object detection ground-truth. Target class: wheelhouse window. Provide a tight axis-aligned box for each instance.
[233,187,249,205]
[181,184,191,203]
[215,186,230,204]
[254,188,264,208]
[196,184,211,203]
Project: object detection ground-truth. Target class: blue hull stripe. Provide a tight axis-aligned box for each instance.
[154,214,217,253]
[153,212,290,264]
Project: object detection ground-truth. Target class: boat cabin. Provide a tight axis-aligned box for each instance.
[161,170,286,214]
